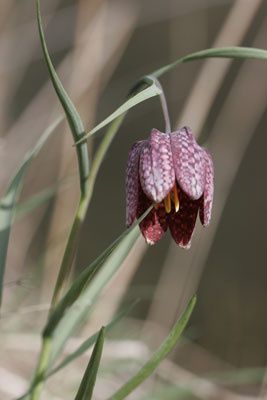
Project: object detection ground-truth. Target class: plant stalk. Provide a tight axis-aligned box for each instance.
[29,337,52,400]
[28,116,125,400]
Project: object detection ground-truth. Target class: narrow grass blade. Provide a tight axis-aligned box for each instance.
[152,46,267,78]
[79,46,267,144]
[50,115,125,306]
[0,116,62,307]
[16,303,138,400]
[74,327,105,400]
[79,80,162,142]
[15,177,73,220]
[108,295,197,400]
[36,0,89,194]
[2,116,123,234]
[49,300,138,376]
[44,205,152,337]
[47,207,152,366]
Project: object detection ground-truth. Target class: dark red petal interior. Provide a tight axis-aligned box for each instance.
[168,187,200,248]
[137,186,168,245]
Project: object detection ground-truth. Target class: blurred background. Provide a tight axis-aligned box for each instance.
[1,0,267,399]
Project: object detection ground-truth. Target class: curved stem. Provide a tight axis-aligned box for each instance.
[27,116,126,400]
[146,75,171,133]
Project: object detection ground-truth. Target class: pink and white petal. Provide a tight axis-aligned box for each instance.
[137,189,168,245]
[139,129,175,203]
[199,150,214,226]
[168,189,200,248]
[126,141,144,227]
[170,127,206,200]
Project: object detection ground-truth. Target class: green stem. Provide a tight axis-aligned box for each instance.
[29,337,52,400]
[146,76,171,133]
[51,114,125,306]
[51,194,88,308]
[29,195,88,400]
[51,114,125,307]
[28,195,86,400]
[28,116,125,400]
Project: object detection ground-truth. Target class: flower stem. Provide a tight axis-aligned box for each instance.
[28,196,88,400]
[50,194,88,308]
[146,76,171,133]
[29,337,52,400]
[27,116,126,400]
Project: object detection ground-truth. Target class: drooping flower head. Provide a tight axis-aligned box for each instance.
[126,127,214,248]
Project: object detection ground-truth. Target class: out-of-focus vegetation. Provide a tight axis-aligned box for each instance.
[1,1,267,399]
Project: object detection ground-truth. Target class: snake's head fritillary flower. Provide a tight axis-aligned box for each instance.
[126,127,214,248]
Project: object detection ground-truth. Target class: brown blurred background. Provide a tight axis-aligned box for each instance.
[1,0,267,399]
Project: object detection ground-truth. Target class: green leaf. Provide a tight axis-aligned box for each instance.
[44,205,152,339]
[36,0,89,195]
[80,46,267,145]
[79,78,162,142]
[46,206,152,366]
[0,116,62,308]
[48,300,138,377]
[108,295,197,400]
[15,302,138,400]
[74,327,105,400]
[152,46,267,78]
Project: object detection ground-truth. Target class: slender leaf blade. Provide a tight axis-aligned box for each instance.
[0,116,62,307]
[16,302,138,400]
[49,300,138,376]
[108,295,197,400]
[74,327,105,400]
[79,82,162,142]
[80,46,267,144]
[44,206,152,337]
[46,206,151,366]
[153,46,267,78]
[15,177,73,220]
[36,0,89,194]
[48,225,140,364]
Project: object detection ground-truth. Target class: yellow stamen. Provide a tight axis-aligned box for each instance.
[173,184,180,212]
[164,192,171,213]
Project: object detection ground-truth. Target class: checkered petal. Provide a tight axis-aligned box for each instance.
[139,129,175,203]
[168,188,200,249]
[126,141,144,227]
[170,127,206,200]
[199,150,214,226]
[137,187,168,245]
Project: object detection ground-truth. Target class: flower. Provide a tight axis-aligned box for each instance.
[126,127,214,248]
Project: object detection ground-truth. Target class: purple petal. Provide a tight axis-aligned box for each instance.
[126,141,144,227]
[168,188,200,248]
[139,129,175,203]
[170,127,206,200]
[199,150,214,226]
[137,188,168,245]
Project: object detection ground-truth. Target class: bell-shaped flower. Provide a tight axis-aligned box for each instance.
[126,127,214,248]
